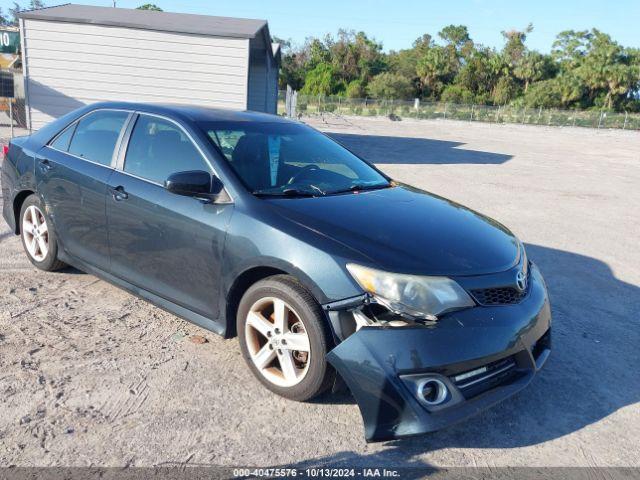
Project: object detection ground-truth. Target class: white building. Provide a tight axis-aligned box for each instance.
[19,4,280,130]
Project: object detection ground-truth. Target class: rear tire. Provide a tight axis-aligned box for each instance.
[237,275,334,401]
[19,194,66,272]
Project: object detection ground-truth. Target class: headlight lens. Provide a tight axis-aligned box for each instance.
[346,263,475,320]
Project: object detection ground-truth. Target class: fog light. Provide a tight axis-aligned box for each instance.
[418,378,448,406]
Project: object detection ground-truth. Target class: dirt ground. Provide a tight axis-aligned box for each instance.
[0,117,638,468]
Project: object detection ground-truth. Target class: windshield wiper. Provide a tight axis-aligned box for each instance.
[253,185,325,197]
[331,182,391,195]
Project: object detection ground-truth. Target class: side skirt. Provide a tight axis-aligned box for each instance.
[57,250,226,336]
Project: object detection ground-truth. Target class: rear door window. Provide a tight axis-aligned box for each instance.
[123,114,209,184]
[68,110,129,166]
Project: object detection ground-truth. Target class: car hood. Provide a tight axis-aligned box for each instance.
[265,185,520,276]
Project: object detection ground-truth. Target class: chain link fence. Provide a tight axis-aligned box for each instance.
[278,91,640,131]
[0,69,28,137]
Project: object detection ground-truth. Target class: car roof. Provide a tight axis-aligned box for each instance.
[85,102,292,124]
[28,102,299,148]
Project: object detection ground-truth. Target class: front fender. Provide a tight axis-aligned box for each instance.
[223,210,364,305]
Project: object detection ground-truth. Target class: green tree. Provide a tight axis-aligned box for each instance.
[576,30,636,109]
[277,25,638,112]
[554,74,587,107]
[455,47,499,100]
[438,25,471,50]
[417,46,456,98]
[523,79,561,108]
[0,8,9,26]
[514,51,553,92]
[366,72,413,99]
[300,62,337,96]
[326,30,386,86]
[137,4,163,10]
[387,33,433,97]
[8,2,21,26]
[501,23,533,66]
[552,30,591,70]
[306,38,331,69]
[274,37,307,90]
[492,76,518,105]
[4,0,45,25]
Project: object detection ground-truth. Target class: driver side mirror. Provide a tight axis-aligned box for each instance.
[164,170,230,203]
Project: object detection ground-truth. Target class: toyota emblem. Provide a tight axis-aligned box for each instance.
[516,270,527,292]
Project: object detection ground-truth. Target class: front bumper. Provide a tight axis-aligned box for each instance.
[326,262,551,442]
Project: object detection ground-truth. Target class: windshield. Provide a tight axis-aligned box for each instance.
[200,121,390,196]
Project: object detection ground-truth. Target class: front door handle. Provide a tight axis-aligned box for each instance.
[109,186,129,201]
[38,159,54,173]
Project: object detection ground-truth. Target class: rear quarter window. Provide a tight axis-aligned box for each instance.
[49,123,77,152]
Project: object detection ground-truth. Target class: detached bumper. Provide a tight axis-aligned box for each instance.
[326,263,551,442]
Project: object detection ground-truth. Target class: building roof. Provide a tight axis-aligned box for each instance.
[19,3,268,40]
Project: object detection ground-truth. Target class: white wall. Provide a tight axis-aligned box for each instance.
[22,19,250,129]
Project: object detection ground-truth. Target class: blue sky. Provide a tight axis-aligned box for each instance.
[3,0,639,52]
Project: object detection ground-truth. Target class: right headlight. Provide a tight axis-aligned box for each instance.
[346,263,475,320]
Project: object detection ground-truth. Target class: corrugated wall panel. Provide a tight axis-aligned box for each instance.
[247,45,267,112]
[267,55,278,114]
[247,62,267,112]
[24,20,247,49]
[23,19,250,129]
[26,54,247,76]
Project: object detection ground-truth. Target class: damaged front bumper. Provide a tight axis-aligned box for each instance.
[324,262,551,442]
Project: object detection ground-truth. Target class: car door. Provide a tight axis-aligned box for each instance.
[106,112,234,321]
[36,109,131,271]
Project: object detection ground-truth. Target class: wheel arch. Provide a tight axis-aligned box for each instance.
[223,263,329,339]
[13,189,36,234]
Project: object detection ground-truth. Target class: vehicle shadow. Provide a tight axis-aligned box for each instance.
[271,447,436,473]
[327,132,513,165]
[313,243,639,464]
[59,265,86,275]
[0,230,13,243]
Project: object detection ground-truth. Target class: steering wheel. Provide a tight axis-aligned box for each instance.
[287,164,321,185]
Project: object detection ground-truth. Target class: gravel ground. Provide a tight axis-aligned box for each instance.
[0,117,638,468]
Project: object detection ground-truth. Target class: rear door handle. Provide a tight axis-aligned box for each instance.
[109,186,129,201]
[38,159,54,173]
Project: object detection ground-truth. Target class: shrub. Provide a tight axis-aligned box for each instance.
[440,85,474,104]
[366,73,414,99]
[346,80,366,99]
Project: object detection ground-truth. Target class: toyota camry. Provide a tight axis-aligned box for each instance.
[1,102,551,442]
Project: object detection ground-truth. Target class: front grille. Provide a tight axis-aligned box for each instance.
[471,286,526,306]
[451,356,519,399]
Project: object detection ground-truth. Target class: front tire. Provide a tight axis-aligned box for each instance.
[19,194,66,271]
[237,275,334,401]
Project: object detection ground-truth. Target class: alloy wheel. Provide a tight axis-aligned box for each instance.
[22,205,49,262]
[244,296,311,388]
